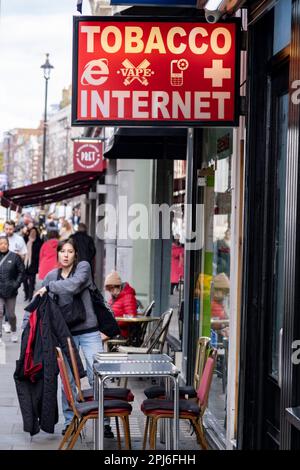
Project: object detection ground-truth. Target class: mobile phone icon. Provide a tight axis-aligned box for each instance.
[170,60,183,86]
[170,59,189,86]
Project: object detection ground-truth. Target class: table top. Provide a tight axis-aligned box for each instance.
[94,360,180,376]
[114,316,160,323]
[93,352,172,363]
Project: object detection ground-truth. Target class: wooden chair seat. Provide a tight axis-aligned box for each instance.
[76,399,132,416]
[141,398,200,415]
[77,387,134,402]
[143,385,197,399]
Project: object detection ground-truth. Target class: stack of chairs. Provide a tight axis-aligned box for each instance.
[141,337,214,450]
[56,346,133,450]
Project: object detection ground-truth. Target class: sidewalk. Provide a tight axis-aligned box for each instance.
[0,291,200,451]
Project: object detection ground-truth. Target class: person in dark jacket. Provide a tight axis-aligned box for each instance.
[23,227,43,302]
[70,223,96,268]
[34,238,114,437]
[14,294,85,436]
[0,235,24,343]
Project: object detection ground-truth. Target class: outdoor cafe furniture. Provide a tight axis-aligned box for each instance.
[114,316,160,348]
[141,348,217,450]
[66,338,135,403]
[93,354,180,450]
[106,313,159,350]
[56,347,132,451]
[118,309,173,354]
[144,336,211,400]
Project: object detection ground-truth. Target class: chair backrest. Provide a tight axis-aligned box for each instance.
[137,301,155,346]
[197,348,217,415]
[146,309,173,354]
[142,315,164,348]
[193,337,211,391]
[56,347,80,418]
[67,337,84,402]
[143,300,155,317]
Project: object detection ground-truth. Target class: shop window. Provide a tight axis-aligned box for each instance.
[194,128,233,443]
[273,0,291,55]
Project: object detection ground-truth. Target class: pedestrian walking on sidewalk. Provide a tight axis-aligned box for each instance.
[23,227,43,302]
[3,220,28,261]
[0,235,25,343]
[2,220,28,333]
[38,227,59,280]
[70,222,96,268]
[35,238,114,438]
[170,235,184,294]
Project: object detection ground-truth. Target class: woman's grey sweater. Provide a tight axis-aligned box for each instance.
[43,261,98,334]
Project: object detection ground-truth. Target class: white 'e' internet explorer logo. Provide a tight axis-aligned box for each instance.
[81,58,109,86]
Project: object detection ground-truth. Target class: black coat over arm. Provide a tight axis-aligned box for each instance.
[14,295,85,436]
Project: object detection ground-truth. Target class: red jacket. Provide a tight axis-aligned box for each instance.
[171,243,184,283]
[38,239,59,280]
[109,283,137,338]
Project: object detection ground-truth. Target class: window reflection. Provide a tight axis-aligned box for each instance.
[195,130,233,440]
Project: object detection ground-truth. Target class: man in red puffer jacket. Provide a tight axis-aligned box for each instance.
[104,271,137,338]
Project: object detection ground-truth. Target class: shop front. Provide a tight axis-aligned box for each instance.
[237,0,300,450]
[181,122,245,449]
[73,7,246,450]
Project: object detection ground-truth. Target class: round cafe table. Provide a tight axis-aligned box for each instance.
[114,316,160,346]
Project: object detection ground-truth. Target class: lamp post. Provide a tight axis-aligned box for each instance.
[40,53,54,181]
[4,131,13,190]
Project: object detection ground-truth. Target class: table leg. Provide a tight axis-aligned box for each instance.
[159,377,166,445]
[98,376,105,450]
[93,370,99,450]
[172,376,179,450]
[165,376,172,450]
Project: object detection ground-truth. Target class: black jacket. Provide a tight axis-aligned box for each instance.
[71,232,96,265]
[0,251,24,298]
[14,295,85,436]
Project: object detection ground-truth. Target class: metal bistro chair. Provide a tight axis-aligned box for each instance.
[66,337,134,403]
[141,348,217,450]
[143,336,211,400]
[136,300,155,345]
[129,300,156,347]
[118,309,173,355]
[106,301,155,351]
[56,347,132,451]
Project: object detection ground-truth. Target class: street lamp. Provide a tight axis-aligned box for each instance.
[40,53,54,181]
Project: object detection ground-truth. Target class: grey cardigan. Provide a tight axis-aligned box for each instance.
[43,261,98,334]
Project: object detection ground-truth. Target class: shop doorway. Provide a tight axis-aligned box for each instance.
[260,61,289,448]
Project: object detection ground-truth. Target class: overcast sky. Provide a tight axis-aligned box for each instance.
[0,0,90,138]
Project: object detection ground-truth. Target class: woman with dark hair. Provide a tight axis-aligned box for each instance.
[34,238,113,437]
[23,227,43,301]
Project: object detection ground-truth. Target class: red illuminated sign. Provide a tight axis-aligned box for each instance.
[72,17,240,127]
[73,141,104,172]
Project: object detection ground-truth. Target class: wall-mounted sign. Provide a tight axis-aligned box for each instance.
[73,141,104,172]
[72,16,240,127]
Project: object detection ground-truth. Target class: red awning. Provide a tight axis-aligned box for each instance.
[0,172,101,211]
